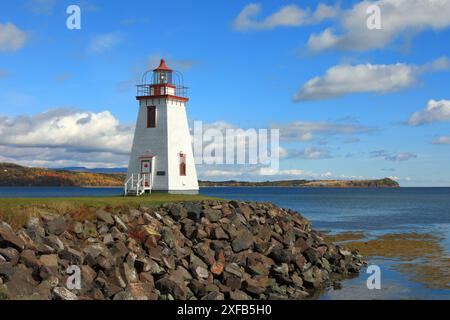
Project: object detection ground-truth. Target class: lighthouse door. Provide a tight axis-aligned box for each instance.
[140,159,152,188]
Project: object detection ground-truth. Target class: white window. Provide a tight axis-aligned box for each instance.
[160,87,165,95]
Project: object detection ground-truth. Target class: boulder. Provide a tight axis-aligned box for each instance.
[229,289,251,300]
[0,248,20,265]
[156,274,187,300]
[231,230,254,252]
[203,209,222,222]
[40,254,59,268]
[4,264,39,298]
[0,229,25,251]
[169,205,188,220]
[269,247,292,263]
[94,209,115,225]
[43,235,64,251]
[53,287,78,300]
[59,248,84,265]
[20,250,42,271]
[43,216,66,236]
[201,291,224,300]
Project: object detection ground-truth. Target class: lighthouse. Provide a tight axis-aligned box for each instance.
[124,59,199,195]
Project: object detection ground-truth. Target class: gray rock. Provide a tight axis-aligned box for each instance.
[169,205,188,220]
[191,265,209,279]
[44,216,66,235]
[269,247,293,263]
[0,248,20,265]
[201,291,224,300]
[229,290,252,300]
[203,209,222,222]
[43,235,64,251]
[156,275,187,300]
[59,248,84,265]
[94,209,115,225]
[26,217,45,241]
[231,229,254,252]
[113,215,128,232]
[53,287,78,300]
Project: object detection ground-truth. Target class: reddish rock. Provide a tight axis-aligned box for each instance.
[20,250,42,271]
[0,229,25,251]
[211,262,224,276]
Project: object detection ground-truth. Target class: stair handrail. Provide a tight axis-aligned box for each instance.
[136,173,145,196]
[124,174,134,196]
[148,173,152,194]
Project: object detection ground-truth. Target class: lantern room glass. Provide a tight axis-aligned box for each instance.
[154,71,172,85]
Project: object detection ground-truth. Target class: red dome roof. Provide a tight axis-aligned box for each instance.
[153,59,172,72]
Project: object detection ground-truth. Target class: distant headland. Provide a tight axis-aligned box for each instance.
[198,178,400,188]
[0,163,125,187]
[0,163,399,188]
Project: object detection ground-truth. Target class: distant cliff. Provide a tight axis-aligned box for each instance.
[199,178,400,188]
[0,163,125,187]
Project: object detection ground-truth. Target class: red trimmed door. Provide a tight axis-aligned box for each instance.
[140,159,151,187]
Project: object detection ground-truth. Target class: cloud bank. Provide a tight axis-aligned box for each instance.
[408,99,450,125]
[294,58,449,102]
[307,0,450,52]
[0,109,133,167]
[370,150,417,161]
[0,22,29,52]
[233,3,337,31]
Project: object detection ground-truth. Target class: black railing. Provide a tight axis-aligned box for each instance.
[137,84,188,98]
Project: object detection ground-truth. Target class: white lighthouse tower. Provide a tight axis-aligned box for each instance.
[124,59,199,195]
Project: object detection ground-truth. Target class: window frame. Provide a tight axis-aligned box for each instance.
[179,153,187,176]
[147,106,156,128]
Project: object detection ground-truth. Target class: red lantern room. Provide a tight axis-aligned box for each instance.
[137,59,188,102]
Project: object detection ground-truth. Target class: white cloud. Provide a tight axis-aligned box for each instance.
[307,0,450,52]
[273,120,375,141]
[370,150,417,161]
[295,63,416,101]
[0,145,129,169]
[308,28,340,52]
[233,3,337,31]
[0,23,29,52]
[432,136,450,144]
[0,109,133,157]
[88,33,124,53]
[430,56,450,71]
[294,58,448,102]
[287,147,331,160]
[198,164,323,181]
[408,99,450,125]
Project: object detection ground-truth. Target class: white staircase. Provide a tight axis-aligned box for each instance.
[124,173,152,196]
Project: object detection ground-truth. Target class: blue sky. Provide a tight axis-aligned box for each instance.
[1,0,450,186]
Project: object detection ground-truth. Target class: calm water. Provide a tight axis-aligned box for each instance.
[1,186,449,299]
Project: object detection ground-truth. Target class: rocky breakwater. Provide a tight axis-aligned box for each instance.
[0,200,364,300]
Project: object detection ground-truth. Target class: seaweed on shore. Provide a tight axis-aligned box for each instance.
[328,231,450,291]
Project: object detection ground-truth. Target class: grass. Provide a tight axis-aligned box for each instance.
[0,193,219,229]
